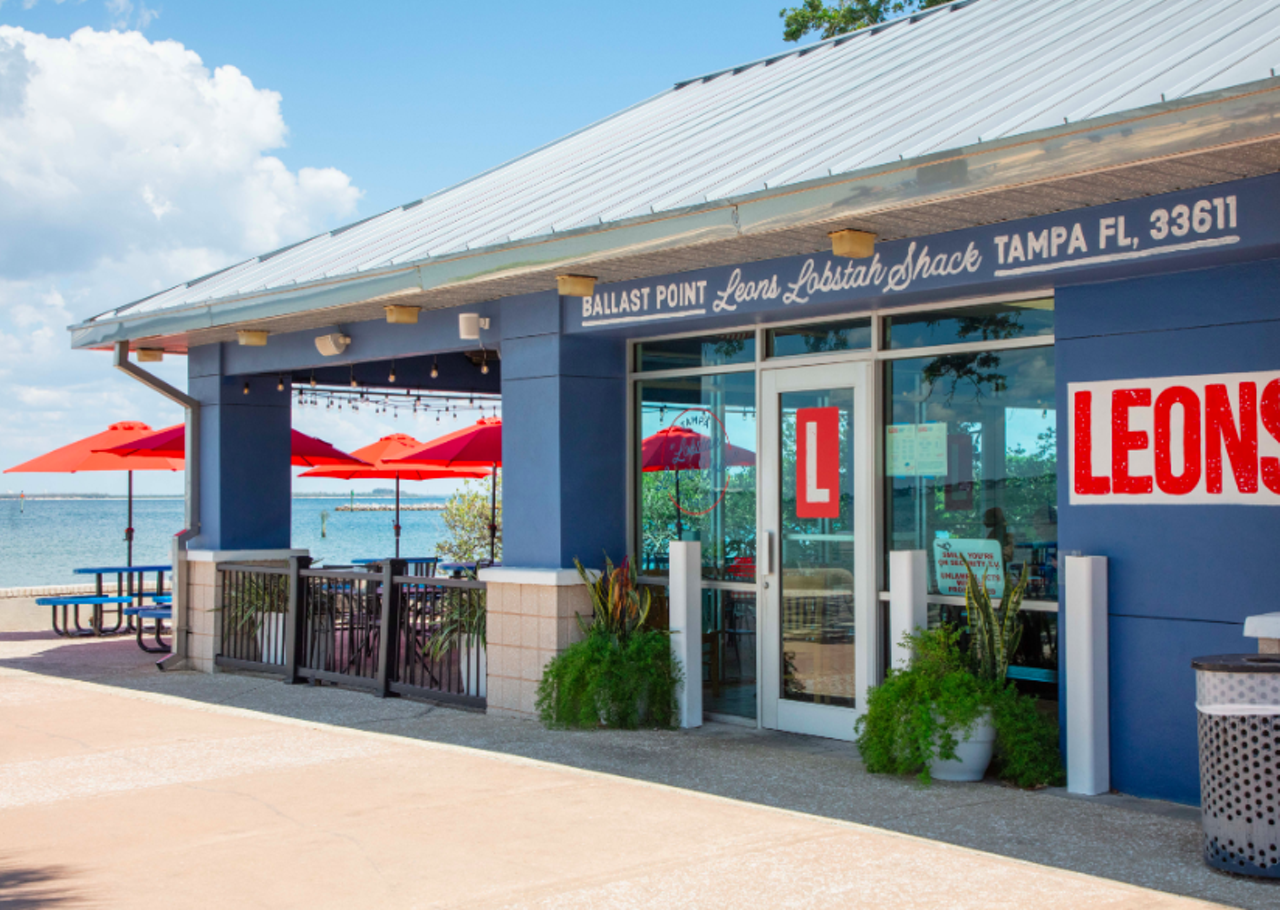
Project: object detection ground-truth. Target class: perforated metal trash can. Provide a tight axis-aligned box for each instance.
[1193,654,1280,878]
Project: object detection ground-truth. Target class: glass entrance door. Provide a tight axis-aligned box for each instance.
[760,361,875,739]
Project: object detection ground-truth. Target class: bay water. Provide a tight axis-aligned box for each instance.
[0,496,449,588]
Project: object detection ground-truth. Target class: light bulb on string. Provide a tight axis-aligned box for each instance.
[430,357,439,380]
[350,366,357,388]
[388,360,396,383]
[243,380,250,395]
[277,375,285,392]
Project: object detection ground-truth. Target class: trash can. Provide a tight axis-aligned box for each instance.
[1193,653,1280,878]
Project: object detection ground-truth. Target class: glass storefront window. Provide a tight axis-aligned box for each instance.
[635,332,756,372]
[884,300,1054,350]
[703,588,757,719]
[884,346,1058,600]
[636,372,757,581]
[767,318,872,358]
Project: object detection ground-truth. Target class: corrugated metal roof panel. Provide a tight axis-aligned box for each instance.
[88,0,1280,324]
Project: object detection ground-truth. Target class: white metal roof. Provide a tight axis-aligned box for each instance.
[88,0,1280,327]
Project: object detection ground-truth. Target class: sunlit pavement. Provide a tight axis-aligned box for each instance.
[0,609,1270,909]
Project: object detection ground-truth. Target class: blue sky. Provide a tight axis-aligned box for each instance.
[0,0,793,495]
[8,0,793,222]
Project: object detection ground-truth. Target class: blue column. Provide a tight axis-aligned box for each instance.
[188,344,292,551]
[500,292,627,568]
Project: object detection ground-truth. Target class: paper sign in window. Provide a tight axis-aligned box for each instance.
[797,406,840,518]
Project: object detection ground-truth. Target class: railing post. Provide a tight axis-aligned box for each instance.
[668,540,702,729]
[283,555,311,684]
[1066,554,1109,796]
[889,550,928,671]
[375,559,406,697]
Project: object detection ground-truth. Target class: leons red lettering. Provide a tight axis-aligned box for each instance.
[1111,389,1153,494]
[1154,386,1201,495]
[1261,380,1280,494]
[1074,391,1110,495]
[1205,382,1258,494]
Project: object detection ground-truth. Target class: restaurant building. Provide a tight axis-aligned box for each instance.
[69,0,1280,804]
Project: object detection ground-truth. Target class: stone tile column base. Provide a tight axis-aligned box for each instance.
[479,568,592,719]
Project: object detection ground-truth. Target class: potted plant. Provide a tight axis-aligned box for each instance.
[535,554,682,729]
[423,580,487,698]
[226,573,289,665]
[855,560,1064,787]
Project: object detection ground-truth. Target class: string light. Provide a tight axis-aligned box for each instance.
[430,357,439,379]
[310,371,317,389]
[350,366,358,388]
[388,360,396,383]
[277,375,285,392]
[243,380,250,395]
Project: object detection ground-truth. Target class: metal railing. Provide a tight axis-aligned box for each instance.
[217,564,290,670]
[214,558,486,709]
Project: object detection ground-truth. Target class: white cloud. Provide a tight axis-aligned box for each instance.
[0,26,363,489]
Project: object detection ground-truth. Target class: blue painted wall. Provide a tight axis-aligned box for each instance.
[500,292,627,569]
[189,344,293,551]
[1056,256,1280,804]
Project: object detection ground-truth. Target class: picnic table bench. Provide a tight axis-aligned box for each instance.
[122,605,172,654]
[36,595,134,637]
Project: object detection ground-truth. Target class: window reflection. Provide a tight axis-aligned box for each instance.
[636,373,757,581]
[884,347,1058,600]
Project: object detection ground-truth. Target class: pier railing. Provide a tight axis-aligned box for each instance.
[214,558,486,709]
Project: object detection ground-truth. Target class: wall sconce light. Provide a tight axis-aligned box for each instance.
[458,313,490,340]
[557,274,596,297]
[315,332,351,356]
[384,305,420,325]
[237,330,269,346]
[136,348,164,363]
[828,229,877,259]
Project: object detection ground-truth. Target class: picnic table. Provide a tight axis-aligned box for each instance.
[73,564,171,605]
[352,557,439,577]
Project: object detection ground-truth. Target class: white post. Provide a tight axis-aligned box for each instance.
[889,550,928,670]
[1066,555,1109,796]
[668,540,702,729]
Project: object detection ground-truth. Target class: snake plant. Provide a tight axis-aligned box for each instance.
[960,555,1028,685]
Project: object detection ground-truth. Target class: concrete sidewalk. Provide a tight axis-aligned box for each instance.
[1,610,1277,908]
[0,665,1231,910]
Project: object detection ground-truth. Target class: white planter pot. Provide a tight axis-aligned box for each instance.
[462,637,487,698]
[929,711,996,782]
[256,613,286,665]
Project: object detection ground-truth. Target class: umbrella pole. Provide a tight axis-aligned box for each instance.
[395,475,402,559]
[489,465,497,564]
[674,470,683,540]
[126,470,134,568]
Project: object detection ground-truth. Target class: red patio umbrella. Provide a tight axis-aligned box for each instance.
[389,418,502,562]
[5,421,184,566]
[102,425,369,469]
[300,434,491,558]
[641,424,755,539]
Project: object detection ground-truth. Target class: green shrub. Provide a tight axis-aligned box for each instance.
[989,687,1066,788]
[536,628,682,729]
[855,625,1064,787]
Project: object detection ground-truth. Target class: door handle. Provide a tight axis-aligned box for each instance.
[764,530,775,576]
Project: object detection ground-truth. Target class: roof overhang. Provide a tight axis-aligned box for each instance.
[71,78,1280,353]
